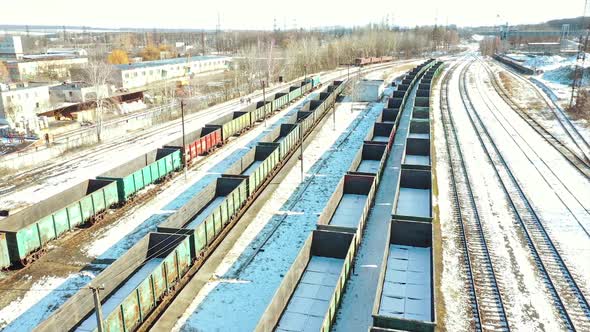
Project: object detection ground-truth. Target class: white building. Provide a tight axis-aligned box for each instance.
[354,79,385,102]
[0,83,51,132]
[49,82,110,103]
[6,57,88,81]
[46,48,88,57]
[113,55,230,89]
[0,35,24,60]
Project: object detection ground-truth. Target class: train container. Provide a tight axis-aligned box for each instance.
[259,122,300,160]
[301,80,312,95]
[380,107,401,126]
[392,168,432,222]
[397,83,410,92]
[97,147,181,203]
[355,57,371,66]
[37,232,192,332]
[316,174,376,240]
[371,219,435,332]
[329,80,345,95]
[403,134,431,170]
[402,78,413,85]
[297,110,315,135]
[319,91,335,110]
[205,111,252,141]
[0,179,118,267]
[418,82,430,91]
[387,98,403,112]
[348,143,387,186]
[242,102,265,124]
[381,56,393,62]
[157,176,247,259]
[288,85,302,102]
[223,143,280,195]
[415,96,429,109]
[413,106,429,120]
[392,90,406,98]
[311,75,321,88]
[272,92,290,111]
[301,98,325,117]
[365,122,395,151]
[493,54,535,75]
[409,118,430,141]
[0,233,9,269]
[256,230,357,332]
[163,126,222,166]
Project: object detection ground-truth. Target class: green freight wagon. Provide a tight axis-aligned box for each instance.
[272,92,289,111]
[0,179,118,267]
[301,80,312,95]
[243,103,264,124]
[158,176,248,260]
[255,100,273,120]
[276,124,300,160]
[206,111,252,142]
[311,75,321,88]
[297,111,314,136]
[257,119,300,162]
[36,232,192,332]
[224,143,280,195]
[288,85,302,102]
[97,147,181,203]
[0,233,10,269]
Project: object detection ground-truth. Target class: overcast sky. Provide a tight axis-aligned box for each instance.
[0,0,582,30]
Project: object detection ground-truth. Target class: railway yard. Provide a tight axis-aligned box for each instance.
[0,52,590,332]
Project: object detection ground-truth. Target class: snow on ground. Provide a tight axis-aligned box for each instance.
[430,61,472,332]
[489,61,589,158]
[173,100,382,331]
[469,61,590,302]
[529,76,590,142]
[0,271,94,331]
[0,89,322,330]
[448,60,564,330]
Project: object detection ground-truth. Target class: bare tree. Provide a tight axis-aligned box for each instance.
[82,52,114,142]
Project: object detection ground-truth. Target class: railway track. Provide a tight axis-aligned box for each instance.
[487,59,590,170]
[460,58,590,331]
[440,60,510,331]
[471,61,590,231]
[0,61,402,200]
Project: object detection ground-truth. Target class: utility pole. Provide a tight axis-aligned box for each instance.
[262,80,267,127]
[89,286,105,332]
[333,98,336,130]
[348,62,352,113]
[570,0,590,108]
[300,126,304,182]
[181,100,187,180]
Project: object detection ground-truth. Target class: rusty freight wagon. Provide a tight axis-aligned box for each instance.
[163,126,222,166]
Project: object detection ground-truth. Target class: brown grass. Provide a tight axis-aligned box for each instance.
[430,104,447,331]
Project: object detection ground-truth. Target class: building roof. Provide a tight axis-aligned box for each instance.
[115,55,229,71]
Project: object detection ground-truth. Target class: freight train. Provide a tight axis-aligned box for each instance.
[354,55,394,67]
[0,75,322,270]
[493,54,536,75]
[37,79,347,332]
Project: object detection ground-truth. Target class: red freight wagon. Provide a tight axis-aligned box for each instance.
[164,127,222,166]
